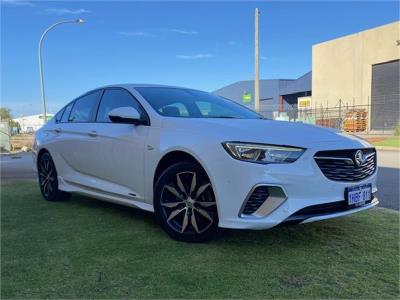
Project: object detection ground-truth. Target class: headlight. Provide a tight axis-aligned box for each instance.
[222,142,305,164]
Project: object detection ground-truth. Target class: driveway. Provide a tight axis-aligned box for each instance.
[1,150,399,210]
[1,152,36,181]
[376,150,400,210]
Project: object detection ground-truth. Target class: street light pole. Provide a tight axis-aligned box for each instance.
[254,8,260,113]
[38,19,85,124]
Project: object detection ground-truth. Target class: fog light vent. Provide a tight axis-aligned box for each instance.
[242,186,269,215]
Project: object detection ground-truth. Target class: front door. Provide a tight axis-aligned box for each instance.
[84,88,150,201]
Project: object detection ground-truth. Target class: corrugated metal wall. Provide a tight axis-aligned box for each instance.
[371,60,400,130]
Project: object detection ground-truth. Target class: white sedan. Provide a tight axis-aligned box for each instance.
[33,84,378,242]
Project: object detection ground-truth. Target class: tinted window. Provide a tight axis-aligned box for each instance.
[96,89,144,122]
[136,87,262,119]
[61,102,74,123]
[69,90,103,123]
[160,102,189,117]
[54,107,65,123]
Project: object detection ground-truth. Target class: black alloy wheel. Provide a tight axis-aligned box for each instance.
[154,161,218,242]
[38,151,71,201]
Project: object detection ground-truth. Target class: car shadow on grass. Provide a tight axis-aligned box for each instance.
[67,192,364,249]
[68,193,158,227]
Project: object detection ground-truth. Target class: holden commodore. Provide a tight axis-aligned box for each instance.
[33,84,378,242]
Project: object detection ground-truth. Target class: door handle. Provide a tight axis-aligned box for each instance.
[88,130,97,137]
[54,128,62,134]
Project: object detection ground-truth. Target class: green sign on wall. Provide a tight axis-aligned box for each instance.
[242,92,252,103]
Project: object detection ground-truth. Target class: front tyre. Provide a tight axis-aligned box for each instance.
[154,161,218,242]
[37,151,71,201]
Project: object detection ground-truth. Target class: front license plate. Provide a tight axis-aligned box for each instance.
[346,183,372,206]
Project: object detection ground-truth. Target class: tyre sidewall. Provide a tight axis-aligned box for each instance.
[38,152,70,201]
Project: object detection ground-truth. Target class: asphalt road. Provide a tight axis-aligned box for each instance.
[376,150,400,210]
[1,153,37,180]
[1,150,399,210]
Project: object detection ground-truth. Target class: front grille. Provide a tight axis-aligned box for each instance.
[314,148,376,182]
[242,186,269,215]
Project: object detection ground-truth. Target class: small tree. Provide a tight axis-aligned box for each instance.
[0,107,13,122]
[0,107,20,134]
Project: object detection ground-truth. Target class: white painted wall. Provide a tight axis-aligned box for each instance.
[13,114,54,133]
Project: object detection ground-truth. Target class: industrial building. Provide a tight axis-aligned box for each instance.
[214,21,400,132]
[214,73,311,119]
[312,21,399,131]
[13,114,54,133]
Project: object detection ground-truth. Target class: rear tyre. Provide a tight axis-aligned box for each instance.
[154,161,218,242]
[37,151,71,201]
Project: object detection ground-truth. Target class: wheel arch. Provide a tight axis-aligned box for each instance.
[153,150,212,189]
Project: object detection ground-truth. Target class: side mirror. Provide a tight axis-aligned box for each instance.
[108,107,143,125]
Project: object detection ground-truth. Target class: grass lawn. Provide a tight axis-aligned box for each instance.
[373,136,400,148]
[1,181,399,299]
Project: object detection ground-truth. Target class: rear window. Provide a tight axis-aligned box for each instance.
[69,90,103,123]
[54,107,65,123]
[61,102,74,123]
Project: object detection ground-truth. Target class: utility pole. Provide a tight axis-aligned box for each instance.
[254,8,260,113]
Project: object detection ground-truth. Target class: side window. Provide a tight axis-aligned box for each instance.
[69,90,103,123]
[160,102,189,117]
[61,102,74,123]
[54,107,65,123]
[96,89,143,122]
[195,101,238,118]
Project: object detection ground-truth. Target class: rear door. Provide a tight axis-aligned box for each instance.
[55,90,104,179]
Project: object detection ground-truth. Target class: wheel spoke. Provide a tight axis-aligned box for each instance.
[191,211,200,233]
[48,182,53,192]
[44,159,50,172]
[167,207,185,222]
[195,207,214,223]
[196,201,216,207]
[181,210,189,233]
[39,175,47,184]
[190,172,197,194]
[40,177,48,186]
[176,173,186,194]
[160,201,184,208]
[43,181,49,194]
[164,185,185,200]
[195,183,211,199]
[40,159,47,172]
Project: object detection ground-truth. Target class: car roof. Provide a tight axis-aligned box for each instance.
[97,83,192,90]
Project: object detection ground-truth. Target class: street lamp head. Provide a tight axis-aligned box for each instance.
[76,18,85,24]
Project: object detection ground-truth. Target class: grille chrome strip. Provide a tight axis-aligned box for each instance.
[314,156,354,164]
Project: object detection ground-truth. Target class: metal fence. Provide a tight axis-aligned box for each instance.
[0,122,11,152]
[259,95,400,134]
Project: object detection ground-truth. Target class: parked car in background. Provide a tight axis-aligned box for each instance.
[33,84,378,242]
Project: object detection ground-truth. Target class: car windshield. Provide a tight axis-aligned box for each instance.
[135,87,263,119]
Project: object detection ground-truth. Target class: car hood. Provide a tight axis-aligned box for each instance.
[162,118,372,149]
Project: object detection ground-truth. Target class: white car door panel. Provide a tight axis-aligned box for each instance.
[85,123,149,200]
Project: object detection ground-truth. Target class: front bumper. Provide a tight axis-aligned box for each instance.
[203,144,378,230]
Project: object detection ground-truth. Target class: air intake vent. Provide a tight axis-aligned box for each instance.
[314,148,376,182]
[242,186,269,215]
